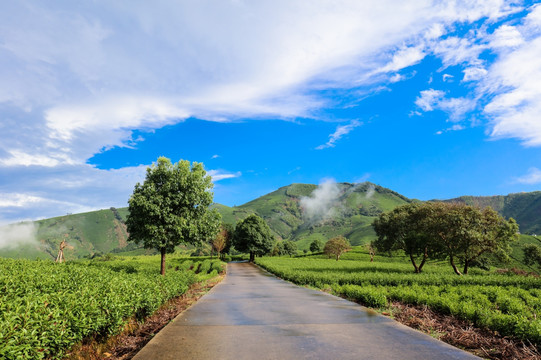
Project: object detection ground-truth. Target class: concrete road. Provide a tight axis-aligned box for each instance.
[133,262,479,360]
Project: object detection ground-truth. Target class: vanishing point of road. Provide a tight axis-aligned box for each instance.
[133,262,479,360]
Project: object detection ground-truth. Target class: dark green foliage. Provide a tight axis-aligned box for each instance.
[234,214,274,262]
[309,239,323,253]
[373,202,519,275]
[126,157,221,274]
[523,244,541,268]
[373,203,435,273]
[282,240,297,257]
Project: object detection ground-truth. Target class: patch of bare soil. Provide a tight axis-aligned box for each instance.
[391,302,541,360]
[65,275,224,360]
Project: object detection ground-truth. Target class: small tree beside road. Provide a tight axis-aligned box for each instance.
[234,214,274,262]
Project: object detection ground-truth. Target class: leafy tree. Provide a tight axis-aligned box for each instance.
[126,157,221,275]
[283,240,297,257]
[373,202,518,275]
[211,223,234,259]
[324,236,351,261]
[426,202,518,275]
[212,227,227,259]
[523,243,541,268]
[309,239,323,253]
[372,203,436,273]
[460,207,518,274]
[271,241,285,256]
[221,223,235,255]
[234,214,274,262]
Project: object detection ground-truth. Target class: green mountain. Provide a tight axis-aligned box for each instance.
[446,191,541,235]
[0,207,143,260]
[2,183,541,261]
[224,182,412,249]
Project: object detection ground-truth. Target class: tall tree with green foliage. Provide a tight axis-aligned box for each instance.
[372,203,436,273]
[126,157,221,275]
[426,202,518,275]
[234,214,274,262]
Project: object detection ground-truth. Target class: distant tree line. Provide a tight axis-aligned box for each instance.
[372,202,519,275]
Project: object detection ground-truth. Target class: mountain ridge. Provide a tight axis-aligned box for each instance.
[1,182,540,260]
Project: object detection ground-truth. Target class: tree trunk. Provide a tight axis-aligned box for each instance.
[449,255,462,275]
[160,248,166,276]
[463,259,470,275]
[409,252,420,273]
[418,247,428,273]
[249,252,255,263]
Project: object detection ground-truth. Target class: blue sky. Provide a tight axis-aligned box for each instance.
[1,0,541,225]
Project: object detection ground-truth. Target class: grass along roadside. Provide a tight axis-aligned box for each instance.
[0,256,224,359]
[66,272,225,360]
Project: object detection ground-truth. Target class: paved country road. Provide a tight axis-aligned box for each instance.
[133,262,479,360]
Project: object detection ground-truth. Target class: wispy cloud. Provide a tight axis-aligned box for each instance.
[0,223,38,249]
[288,166,301,175]
[0,0,534,222]
[316,120,362,150]
[481,5,541,146]
[415,89,476,121]
[300,179,341,222]
[515,167,541,185]
[207,170,241,182]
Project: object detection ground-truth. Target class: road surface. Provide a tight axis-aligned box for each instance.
[133,262,479,360]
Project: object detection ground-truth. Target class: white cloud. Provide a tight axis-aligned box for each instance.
[462,66,488,82]
[207,170,241,182]
[515,167,541,185]
[415,89,475,121]
[490,25,525,48]
[482,25,541,146]
[379,46,425,73]
[442,74,454,82]
[431,36,486,68]
[316,120,361,149]
[300,179,341,222]
[436,124,466,135]
[415,89,445,111]
[0,0,530,222]
[0,222,38,249]
[211,154,220,159]
[389,73,405,83]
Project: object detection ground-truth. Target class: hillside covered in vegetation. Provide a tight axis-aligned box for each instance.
[2,183,541,264]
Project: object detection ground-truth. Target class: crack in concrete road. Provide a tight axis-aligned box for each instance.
[133,262,480,360]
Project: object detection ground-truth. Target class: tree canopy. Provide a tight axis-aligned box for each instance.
[282,240,297,257]
[523,243,541,269]
[126,157,221,275]
[372,202,519,275]
[324,236,351,261]
[234,214,274,262]
[373,203,436,273]
[309,239,323,253]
